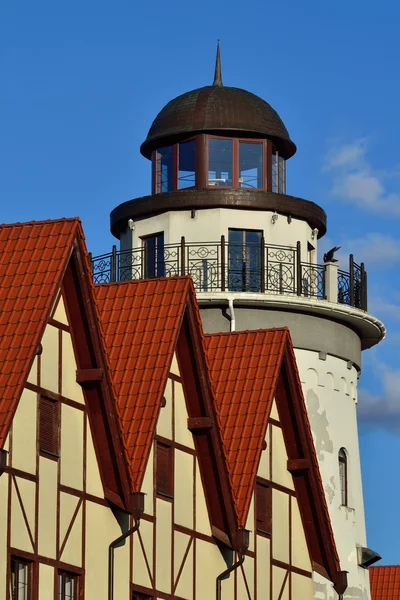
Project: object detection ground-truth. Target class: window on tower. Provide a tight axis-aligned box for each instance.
[339,448,348,506]
[271,149,286,194]
[208,138,233,187]
[154,146,174,193]
[178,140,196,189]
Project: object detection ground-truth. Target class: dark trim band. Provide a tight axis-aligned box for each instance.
[110,189,327,239]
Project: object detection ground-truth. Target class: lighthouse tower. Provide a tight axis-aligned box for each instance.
[98,47,385,599]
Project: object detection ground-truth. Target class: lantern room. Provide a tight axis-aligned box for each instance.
[140,43,296,196]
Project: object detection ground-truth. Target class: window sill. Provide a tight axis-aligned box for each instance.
[39,450,60,461]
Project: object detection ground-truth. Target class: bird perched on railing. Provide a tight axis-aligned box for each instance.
[323,246,342,263]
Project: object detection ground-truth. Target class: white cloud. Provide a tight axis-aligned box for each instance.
[323,139,400,216]
[369,299,400,321]
[358,366,400,430]
[344,233,400,265]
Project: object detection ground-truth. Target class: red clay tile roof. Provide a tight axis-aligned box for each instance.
[0,218,82,446]
[205,327,341,581]
[94,276,194,491]
[370,566,400,600]
[205,328,287,525]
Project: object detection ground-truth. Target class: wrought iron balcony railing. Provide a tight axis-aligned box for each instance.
[90,237,367,310]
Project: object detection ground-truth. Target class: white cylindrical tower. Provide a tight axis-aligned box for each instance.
[100,49,385,599]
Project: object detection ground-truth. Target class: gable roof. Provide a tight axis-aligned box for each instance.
[94,277,193,490]
[0,218,81,446]
[94,276,239,546]
[0,217,132,511]
[205,328,344,589]
[205,328,287,523]
[370,566,400,600]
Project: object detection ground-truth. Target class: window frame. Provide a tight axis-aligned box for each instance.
[152,137,197,194]
[140,232,165,279]
[57,569,80,600]
[10,555,33,600]
[255,478,272,535]
[206,135,267,190]
[271,146,286,194]
[38,395,60,460]
[338,448,348,507]
[155,441,174,500]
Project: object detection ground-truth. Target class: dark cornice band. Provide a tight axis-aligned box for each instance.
[110,189,327,239]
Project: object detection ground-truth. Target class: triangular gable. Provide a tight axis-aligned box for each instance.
[0,217,131,512]
[0,218,79,446]
[205,328,346,591]
[95,277,239,547]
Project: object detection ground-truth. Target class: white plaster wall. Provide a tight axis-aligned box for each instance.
[294,349,370,600]
[121,209,315,261]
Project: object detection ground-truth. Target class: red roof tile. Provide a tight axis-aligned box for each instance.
[370,566,400,599]
[94,276,194,491]
[0,218,82,446]
[205,327,342,582]
[205,328,287,524]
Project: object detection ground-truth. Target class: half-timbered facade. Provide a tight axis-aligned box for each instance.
[0,217,346,599]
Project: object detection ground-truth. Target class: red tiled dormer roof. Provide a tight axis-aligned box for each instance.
[94,277,194,490]
[370,565,400,599]
[205,328,287,524]
[205,327,344,589]
[0,218,82,447]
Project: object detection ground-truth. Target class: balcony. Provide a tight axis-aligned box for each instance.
[90,237,367,311]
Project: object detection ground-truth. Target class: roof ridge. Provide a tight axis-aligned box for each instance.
[370,565,400,568]
[0,216,81,229]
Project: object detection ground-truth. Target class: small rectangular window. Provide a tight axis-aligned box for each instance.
[39,396,59,457]
[10,556,31,600]
[132,591,153,600]
[256,481,272,534]
[58,570,79,600]
[142,233,165,279]
[156,442,173,498]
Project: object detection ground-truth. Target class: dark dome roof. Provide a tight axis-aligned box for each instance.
[140,85,296,160]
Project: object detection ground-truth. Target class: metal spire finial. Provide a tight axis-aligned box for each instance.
[213,40,223,87]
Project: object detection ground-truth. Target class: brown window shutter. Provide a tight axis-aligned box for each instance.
[156,442,173,497]
[39,397,59,456]
[256,481,272,533]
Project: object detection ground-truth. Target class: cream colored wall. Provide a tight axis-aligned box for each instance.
[11,388,37,475]
[253,400,315,599]
[121,208,315,263]
[1,292,131,600]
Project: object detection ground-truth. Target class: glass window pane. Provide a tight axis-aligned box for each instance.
[228,229,262,292]
[178,140,195,189]
[278,156,286,194]
[239,142,262,188]
[271,151,278,192]
[154,146,174,193]
[208,138,233,187]
[143,233,165,278]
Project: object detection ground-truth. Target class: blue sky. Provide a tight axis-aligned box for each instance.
[1,0,399,563]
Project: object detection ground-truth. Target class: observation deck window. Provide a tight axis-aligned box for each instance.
[152,136,287,194]
[178,140,196,189]
[154,146,174,193]
[272,149,286,194]
[239,141,263,189]
[208,138,233,187]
